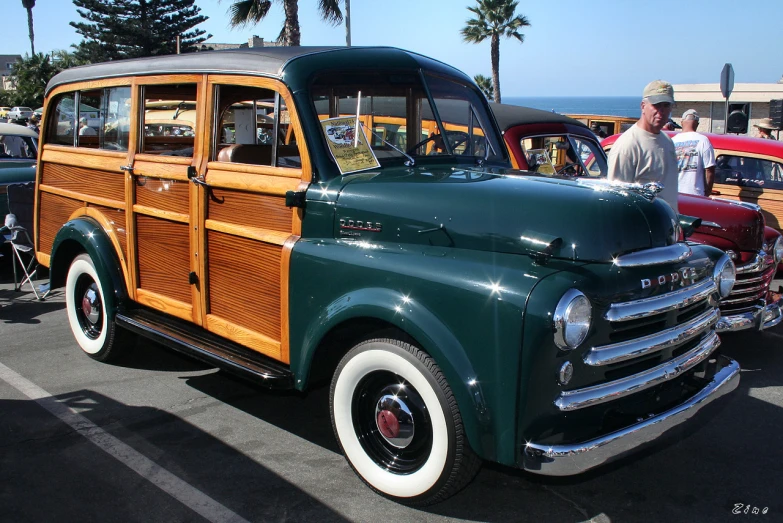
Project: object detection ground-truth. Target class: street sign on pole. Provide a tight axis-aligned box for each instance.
[720,63,734,134]
[720,63,734,99]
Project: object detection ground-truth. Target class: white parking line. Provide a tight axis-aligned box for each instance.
[0,362,250,523]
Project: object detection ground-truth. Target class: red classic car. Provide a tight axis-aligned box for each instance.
[490,102,783,333]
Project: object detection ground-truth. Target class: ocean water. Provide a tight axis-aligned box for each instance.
[503,96,641,118]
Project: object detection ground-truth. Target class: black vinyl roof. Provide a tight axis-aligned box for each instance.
[46,46,345,94]
[489,102,587,132]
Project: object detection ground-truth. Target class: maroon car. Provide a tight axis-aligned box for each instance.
[490,102,783,333]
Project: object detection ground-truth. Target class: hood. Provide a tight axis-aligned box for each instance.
[679,193,763,253]
[328,165,680,263]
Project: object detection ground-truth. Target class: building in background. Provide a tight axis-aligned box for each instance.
[0,54,22,91]
[197,35,281,52]
[673,83,783,136]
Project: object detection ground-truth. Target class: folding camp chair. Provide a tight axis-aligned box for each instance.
[2,182,46,299]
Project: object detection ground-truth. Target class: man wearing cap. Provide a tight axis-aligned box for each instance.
[608,80,679,212]
[754,118,777,140]
[78,117,96,136]
[672,109,715,196]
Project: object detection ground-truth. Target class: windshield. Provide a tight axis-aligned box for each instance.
[520,133,606,178]
[311,70,505,173]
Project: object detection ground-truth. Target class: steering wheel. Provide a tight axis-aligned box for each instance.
[408,130,470,155]
[557,162,581,175]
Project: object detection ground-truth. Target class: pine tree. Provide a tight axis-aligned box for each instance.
[71,0,210,63]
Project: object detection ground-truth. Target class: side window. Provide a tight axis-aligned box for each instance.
[46,88,131,150]
[46,93,76,146]
[77,89,101,147]
[102,87,132,151]
[213,84,300,168]
[715,154,783,190]
[140,84,197,157]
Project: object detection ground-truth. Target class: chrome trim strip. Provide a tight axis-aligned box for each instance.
[712,197,762,212]
[729,282,768,295]
[522,356,740,476]
[736,251,773,274]
[586,309,718,366]
[736,274,767,284]
[613,244,692,268]
[605,278,717,322]
[699,220,723,229]
[555,331,721,412]
[721,291,766,305]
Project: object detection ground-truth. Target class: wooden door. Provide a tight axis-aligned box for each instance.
[195,76,311,364]
[128,76,207,324]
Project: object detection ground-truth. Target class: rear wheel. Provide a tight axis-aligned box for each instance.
[330,338,480,505]
[65,253,125,362]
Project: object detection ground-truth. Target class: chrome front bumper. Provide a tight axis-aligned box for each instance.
[521,355,740,476]
[716,296,783,333]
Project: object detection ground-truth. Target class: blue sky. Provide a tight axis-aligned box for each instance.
[4,0,782,96]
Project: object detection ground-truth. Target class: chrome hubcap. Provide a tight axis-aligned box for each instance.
[81,286,101,325]
[374,392,415,448]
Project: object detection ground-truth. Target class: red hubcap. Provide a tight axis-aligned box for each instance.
[376,409,400,439]
[82,297,92,317]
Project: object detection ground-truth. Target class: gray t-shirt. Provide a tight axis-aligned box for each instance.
[607,123,679,213]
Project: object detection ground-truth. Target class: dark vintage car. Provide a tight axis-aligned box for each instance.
[488,103,781,333]
[36,47,739,504]
[0,122,38,216]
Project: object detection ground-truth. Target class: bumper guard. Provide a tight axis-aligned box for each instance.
[716,295,783,333]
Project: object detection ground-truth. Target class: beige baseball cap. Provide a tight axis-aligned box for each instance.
[643,80,675,104]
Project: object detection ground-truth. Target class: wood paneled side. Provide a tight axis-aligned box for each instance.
[89,205,127,259]
[38,192,84,254]
[208,189,292,233]
[135,177,190,215]
[136,215,191,304]
[41,163,125,202]
[208,231,281,342]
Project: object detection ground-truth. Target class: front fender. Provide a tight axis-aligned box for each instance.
[50,217,128,312]
[298,285,492,452]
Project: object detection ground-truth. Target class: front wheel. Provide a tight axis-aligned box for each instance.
[65,253,125,362]
[330,338,480,505]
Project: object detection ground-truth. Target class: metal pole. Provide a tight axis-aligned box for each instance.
[345,0,351,47]
[176,35,181,54]
[724,97,729,134]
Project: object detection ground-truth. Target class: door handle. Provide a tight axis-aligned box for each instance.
[120,164,134,174]
[187,165,208,187]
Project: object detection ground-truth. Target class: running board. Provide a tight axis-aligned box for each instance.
[115,308,295,389]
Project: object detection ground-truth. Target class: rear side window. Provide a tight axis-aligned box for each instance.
[141,84,197,157]
[715,154,783,190]
[45,87,131,151]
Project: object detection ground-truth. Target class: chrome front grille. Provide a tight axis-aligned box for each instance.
[556,277,721,412]
[721,251,775,309]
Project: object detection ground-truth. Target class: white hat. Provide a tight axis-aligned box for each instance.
[682,109,699,121]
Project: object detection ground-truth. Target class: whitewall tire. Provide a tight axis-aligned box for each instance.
[330,338,480,505]
[65,253,124,361]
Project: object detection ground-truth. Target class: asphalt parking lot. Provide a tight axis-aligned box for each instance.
[2,271,782,523]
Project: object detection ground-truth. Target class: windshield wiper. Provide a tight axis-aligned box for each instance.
[361,123,416,166]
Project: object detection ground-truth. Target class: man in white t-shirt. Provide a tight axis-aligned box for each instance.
[607,80,679,212]
[672,109,715,196]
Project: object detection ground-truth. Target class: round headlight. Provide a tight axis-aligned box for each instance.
[713,255,736,298]
[554,289,592,350]
[773,235,783,264]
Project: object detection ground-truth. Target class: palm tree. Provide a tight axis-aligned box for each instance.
[461,0,530,103]
[474,74,494,101]
[21,0,36,55]
[222,0,343,47]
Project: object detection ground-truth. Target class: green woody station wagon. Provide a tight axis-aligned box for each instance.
[34,47,740,505]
